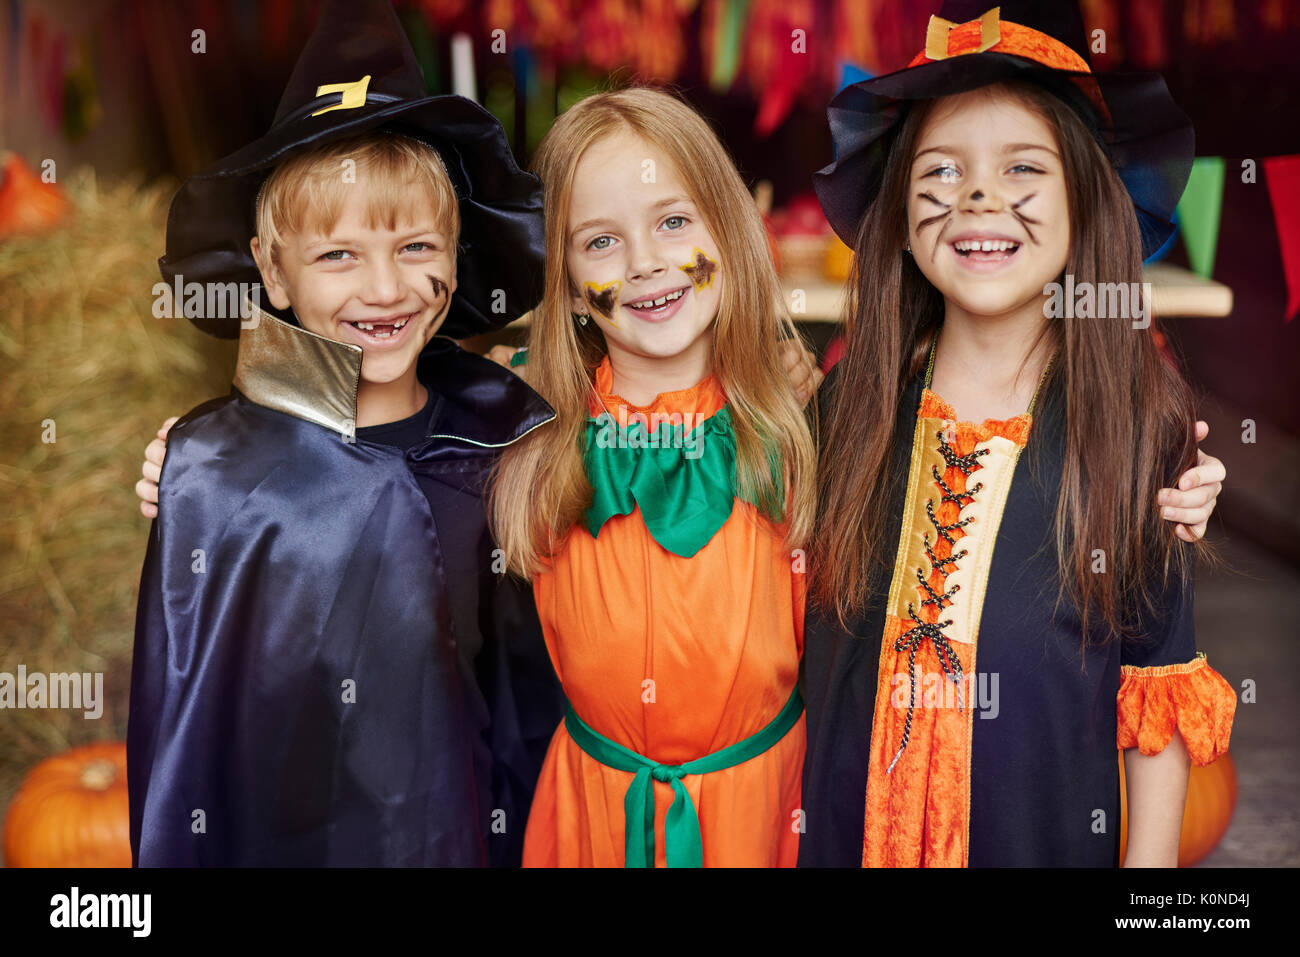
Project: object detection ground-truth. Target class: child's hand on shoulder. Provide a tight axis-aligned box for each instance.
[485,344,534,383]
[780,339,823,406]
[485,344,520,369]
[136,417,177,518]
[1158,421,1226,541]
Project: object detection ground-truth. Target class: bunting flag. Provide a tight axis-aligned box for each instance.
[705,0,750,91]
[61,36,101,142]
[747,0,814,136]
[1126,0,1168,69]
[833,0,878,76]
[1178,156,1226,279]
[1264,155,1300,321]
[837,61,872,92]
[1079,0,1123,65]
[1186,0,1236,46]
[399,5,439,92]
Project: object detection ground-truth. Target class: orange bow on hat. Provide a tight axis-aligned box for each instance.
[911,5,1093,74]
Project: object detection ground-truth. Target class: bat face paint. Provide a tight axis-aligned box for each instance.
[583,280,621,325]
[679,248,719,291]
[424,273,453,326]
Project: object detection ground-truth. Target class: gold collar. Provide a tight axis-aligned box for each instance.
[233,301,362,437]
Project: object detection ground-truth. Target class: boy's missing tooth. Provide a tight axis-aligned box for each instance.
[248,132,462,426]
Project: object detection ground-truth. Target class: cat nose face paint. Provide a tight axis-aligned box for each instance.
[584,279,622,326]
[679,248,718,291]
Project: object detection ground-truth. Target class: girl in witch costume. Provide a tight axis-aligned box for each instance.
[488,88,818,867]
[127,0,562,866]
[800,0,1236,867]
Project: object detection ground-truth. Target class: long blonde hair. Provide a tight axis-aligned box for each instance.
[489,87,816,578]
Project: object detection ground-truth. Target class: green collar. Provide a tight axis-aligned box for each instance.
[582,405,768,557]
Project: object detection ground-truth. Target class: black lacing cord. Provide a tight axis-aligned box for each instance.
[886,431,988,775]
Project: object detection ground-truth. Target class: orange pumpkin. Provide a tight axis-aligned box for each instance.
[1118,750,1237,867]
[0,151,71,239]
[3,742,132,868]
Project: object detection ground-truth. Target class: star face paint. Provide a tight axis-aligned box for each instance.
[679,248,719,291]
[583,279,621,325]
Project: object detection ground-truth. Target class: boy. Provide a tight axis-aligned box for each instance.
[128,0,561,866]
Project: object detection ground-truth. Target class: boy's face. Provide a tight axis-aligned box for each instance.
[252,183,457,388]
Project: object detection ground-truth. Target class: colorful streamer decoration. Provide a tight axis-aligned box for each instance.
[1264,155,1300,322]
[1178,156,1226,279]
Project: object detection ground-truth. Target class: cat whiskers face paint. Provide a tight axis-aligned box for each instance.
[1010,192,1042,245]
[679,247,719,291]
[583,279,621,326]
[915,191,953,262]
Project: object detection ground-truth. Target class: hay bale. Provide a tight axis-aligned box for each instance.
[0,168,236,842]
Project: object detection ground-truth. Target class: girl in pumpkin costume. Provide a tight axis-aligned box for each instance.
[800,0,1236,866]
[489,88,818,867]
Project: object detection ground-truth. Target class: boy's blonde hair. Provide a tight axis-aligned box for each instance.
[254,131,460,268]
[488,87,817,578]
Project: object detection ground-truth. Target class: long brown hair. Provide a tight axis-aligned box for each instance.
[488,87,817,577]
[812,80,1201,641]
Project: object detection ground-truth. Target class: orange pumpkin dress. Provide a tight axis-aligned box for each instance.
[521,356,805,867]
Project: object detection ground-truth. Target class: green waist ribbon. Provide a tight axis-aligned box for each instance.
[563,686,804,868]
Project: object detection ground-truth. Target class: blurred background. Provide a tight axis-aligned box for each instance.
[1,0,1297,867]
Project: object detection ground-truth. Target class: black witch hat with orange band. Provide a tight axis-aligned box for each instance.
[814,0,1194,259]
[159,0,544,340]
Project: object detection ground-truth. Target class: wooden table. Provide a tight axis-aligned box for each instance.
[778,262,1233,322]
[478,262,1232,337]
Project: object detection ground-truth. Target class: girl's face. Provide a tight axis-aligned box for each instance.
[565,130,724,368]
[906,87,1070,319]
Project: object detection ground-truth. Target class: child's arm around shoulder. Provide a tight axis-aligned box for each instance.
[1157,421,1226,541]
[137,417,178,518]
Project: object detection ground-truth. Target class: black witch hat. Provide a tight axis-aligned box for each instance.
[814,0,1194,259]
[159,0,543,339]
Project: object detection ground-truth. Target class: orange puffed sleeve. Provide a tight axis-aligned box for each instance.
[1116,653,1236,765]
